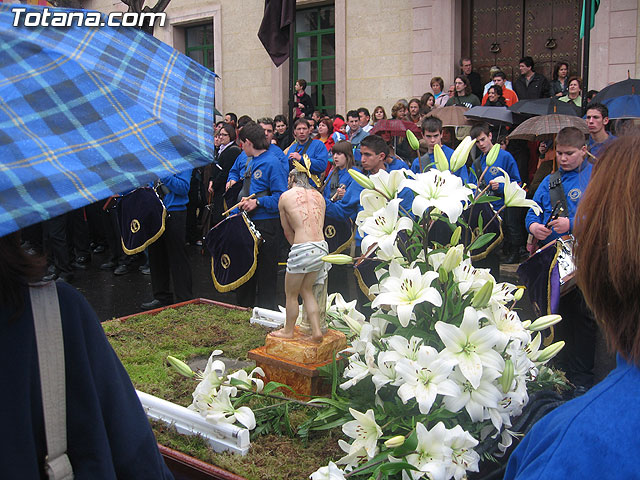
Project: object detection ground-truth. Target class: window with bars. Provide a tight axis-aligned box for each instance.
[185,24,214,71]
[294,5,335,115]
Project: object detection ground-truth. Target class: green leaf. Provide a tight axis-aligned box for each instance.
[392,429,418,456]
[469,232,496,251]
[310,417,349,431]
[477,211,484,231]
[229,377,252,389]
[262,381,295,395]
[474,195,500,204]
[379,461,419,474]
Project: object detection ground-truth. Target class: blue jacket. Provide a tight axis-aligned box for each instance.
[504,354,640,480]
[525,160,592,244]
[159,169,191,211]
[227,144,288,182]
[232,149,287,221]
[284,138,330,175]
[348,127,369,147]
[387,157,409,172]
[587,133,616,158]
[470,148,521,209]
[324,167,359,221]
[410,145,470,184]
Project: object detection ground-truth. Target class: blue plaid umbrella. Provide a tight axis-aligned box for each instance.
[0,3,216,237]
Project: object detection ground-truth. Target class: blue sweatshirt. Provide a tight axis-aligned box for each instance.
[470,148,521,209]
[232,149,287,220]
[324,167,359,221]
[227,144,287,182]
[284,138,330,174]
[525,159,592,245]
[386,157,409,172]
[159,169,191,211]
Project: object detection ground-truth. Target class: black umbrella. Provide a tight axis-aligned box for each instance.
[509,98,580,117]
[592,78,640,104]
[464,106,514,125]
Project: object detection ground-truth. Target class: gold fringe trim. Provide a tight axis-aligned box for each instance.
[122,207,167,255]
[211,214,259,292]
[331,223,355,255]
[353,266,376,302]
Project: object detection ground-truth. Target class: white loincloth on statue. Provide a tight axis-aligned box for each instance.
[286,241,330,285]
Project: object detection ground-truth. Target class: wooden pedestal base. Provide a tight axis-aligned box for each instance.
[248,328,347,399]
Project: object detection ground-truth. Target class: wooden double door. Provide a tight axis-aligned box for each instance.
[463,0,582,87]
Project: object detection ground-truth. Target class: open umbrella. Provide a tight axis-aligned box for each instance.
[592,78,640,104]
[0,4,216,237]
[509,98,579,117]
[507,114,588,141]
[426,106,471,127]
[600,95,640,119]
[464,106,513,125]
[370,118,421,136]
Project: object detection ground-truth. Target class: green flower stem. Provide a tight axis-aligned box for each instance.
[220,383,325,408]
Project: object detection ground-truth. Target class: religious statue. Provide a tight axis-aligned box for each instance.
[271,160,329,343]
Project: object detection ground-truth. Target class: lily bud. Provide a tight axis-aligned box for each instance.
[433,144,449,172]
[514,287,525,301]
[322,254,354,265]
[536,341,565,363]
[500,359,514,393]
[450,136,476,172]
[528,314,562,332]
[521,320,532,329]
[406,129,420,152]
[384,435,406,449]
[450,226,462,246]
[471,281,494,308]
[167,356,195,378]
[485,143,501,167]
[348,168,375,190]
[438,267,448,284]
[342,314,363,335]
[441,244,464,272]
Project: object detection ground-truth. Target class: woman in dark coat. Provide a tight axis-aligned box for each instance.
[207,123,242,227]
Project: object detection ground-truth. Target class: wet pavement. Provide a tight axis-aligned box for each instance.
[70,245,615,382]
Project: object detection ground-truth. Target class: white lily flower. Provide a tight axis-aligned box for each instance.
[336,439,370,472]
[356,189,388,227]
[445,425,480,480]
[359,199,414,258]
[371,350,400,393]
[227,367,265,393]
[309,461,347,480]
[400,169,473,223]
[340,351,373,390]
[435,307,503,388]
[395,346,460,414]
[383,335,423,362]
[482,303,530,350]
[488,282,518,307]
[443,367,503,423]
[342,408,383,458]
[371,262,442,327]
[405,422,453,480]
[204,387,256,430]
[493,169,542,214]
[369,168,408,199]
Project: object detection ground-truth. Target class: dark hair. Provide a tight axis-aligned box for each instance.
[553,61,569,81]
[421,116,443,134]
[361,135,390,158]
[586,102,609,119]
[225,112,238,124]
[274,114,288,126]
[215,120,226,130]
[238,122,269,150]
[470,122,491,139]
[237,115,253,129]
[574,136,640,364]
[430,76,444,90]
[293,117,310,129]
[556,126,587,149]
[219,122,236,142]
[567,76,583,91]
[488,84,503,97]
[296,78,307,89]
[459,57,472,67]
[519,56,534,69]
[0,232,45,311]
[346,110,359,121]
[333,114,345,122]
[357,107,370,118]
[492,71,507,80]
[373,106,387,120]
[587,90,599,102]
[454,75,472,96]
[257,117,275,128]
[331,140,355,169]
[391,102,406,119]
[420,92,435,109]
